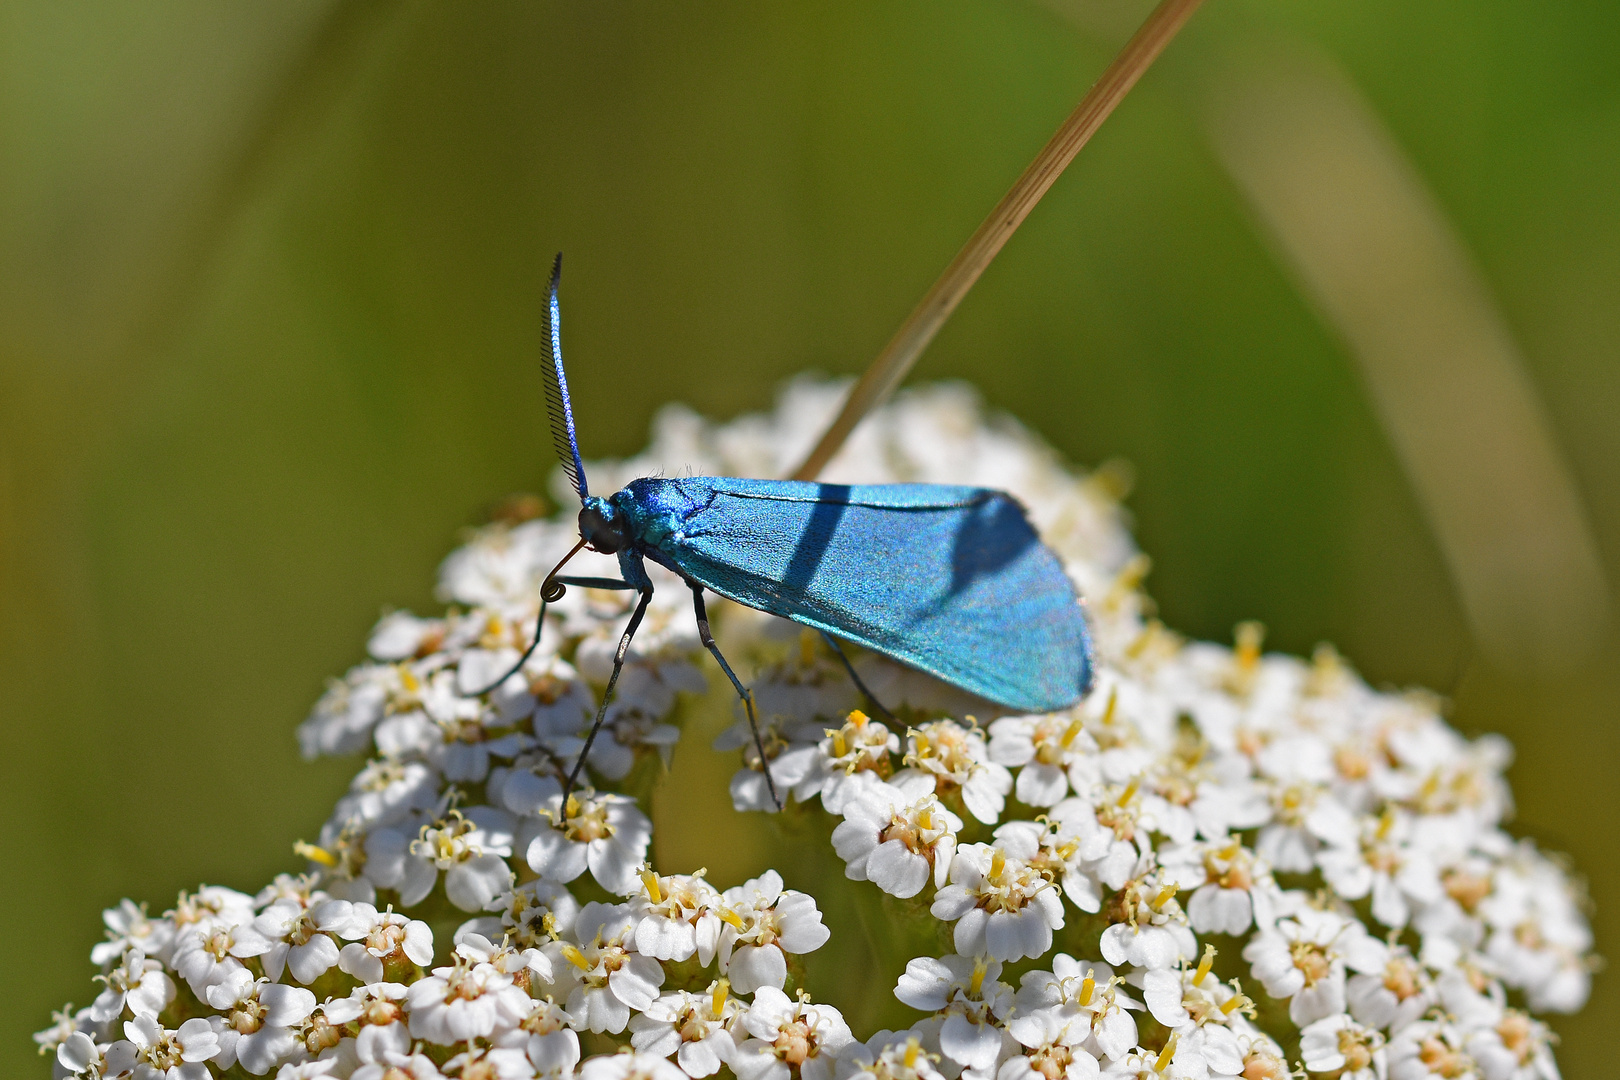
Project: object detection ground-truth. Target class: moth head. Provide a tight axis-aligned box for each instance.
[578,495,630,554]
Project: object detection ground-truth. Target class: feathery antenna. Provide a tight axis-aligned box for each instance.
[789,0,1207,481]
[541,253,589,500]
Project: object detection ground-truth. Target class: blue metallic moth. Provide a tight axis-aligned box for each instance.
[475,254,1094,811]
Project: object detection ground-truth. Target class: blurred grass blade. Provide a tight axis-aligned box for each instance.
[789,0,1207,481]
[131,0,410,354]
[1202,40,1611,672]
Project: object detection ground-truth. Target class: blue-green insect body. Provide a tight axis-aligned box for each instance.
[583,477,1092,712]
[505,254,1094,810]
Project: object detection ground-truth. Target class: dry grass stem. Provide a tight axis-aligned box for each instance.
[789,0,1207,481]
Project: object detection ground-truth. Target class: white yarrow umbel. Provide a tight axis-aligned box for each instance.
[39,380,1591,1080]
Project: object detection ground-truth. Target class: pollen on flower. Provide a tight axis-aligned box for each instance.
[39,379,1593,1080]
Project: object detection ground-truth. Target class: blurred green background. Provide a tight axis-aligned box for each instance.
[3,0,1617,1072]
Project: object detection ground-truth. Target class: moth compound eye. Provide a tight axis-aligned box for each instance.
[578,503,625,554]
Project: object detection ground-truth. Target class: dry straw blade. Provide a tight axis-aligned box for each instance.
[789,0,1207,482]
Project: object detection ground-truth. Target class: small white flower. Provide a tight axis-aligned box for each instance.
[1013,956,1138,1062]
[336,904,434,983]
[299,663,400,758]
[832,775,961,899]
[1465,1008,1559,1080]
[988,713,1098,808]
[368,804,515,910]
[205,969,316,1076]
[489,878,581,949]
[1252,782,1355,874]
[56,1030,106,1078]
[812,710,902,813]
[1316,808,1442,930]
[274,1060,343,1080]
[894,955,1014,1072]
[441,1046,539,1080]
[350,1049,447,1080]
[331,759,442,831]
[717,713,822,814]
[1098,873,1196,972]
[90,948,174,1023]
[544,901,665,1033]
[931,843,1064,962]
[321,982,411,1066]
[630,982,742,1077]
[716,871,831,993]
[1299,1014,1384,1080]
[579,1051,692,1080]
[35,1006,87,1061]
[237,897,352,984]
[630,869,723,963]
[105,1015,220,1080]
[1385,1019,1478,1080]
[1095,1039,1205,1080]
[837,1031,949,1080]
[404,953,533,1045]
[1344,938,1431,1032]
[996,1007,1101,1080]
[170,915,257,997]
[92,901,175,968]
[523,789,653,896]
[454,932,554,993]
[898,720,1012,825]
[367,610,446,661]
[1156,838,1269,936]
[732,986,855,1080]
[588,702,684,779]
[1046,790,1151,903]
[1241,904,1382,1027]
[497,997,578,1078]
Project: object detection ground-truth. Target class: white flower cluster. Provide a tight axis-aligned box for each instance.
[39,379,1590,1080]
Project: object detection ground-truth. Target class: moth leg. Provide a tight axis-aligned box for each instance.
[553,575,637,590]
[817,629,895,722]
[463,538,592,697]
[563,585,654,811]
[691,584,782,811]
[464,595,551,697]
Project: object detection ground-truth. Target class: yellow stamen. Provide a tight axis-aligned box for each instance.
[848,710,869,728]
[1194,943,1216,986]
[1078,975,1095,1006]
[718,909,746,931]
[1153,883,1179,908]
[918,808,934,831]
[1060,718,1084,748]
[1376,807,1397,841]
[833,732,848,758]
[970,959,987,997]
[1117,779,1138,807]
[294,841,338,868]
[712,979,730,1018]
[1155,1033,1179,1073]
[904,1037,921,1070]
[641,870,663,905]
[564,794,580,821]
[990,850,1006,880]
[1220,982,1253,1016]
[561,945,591,971]
[1101,687,1119,726]
[1234,621,1264,669]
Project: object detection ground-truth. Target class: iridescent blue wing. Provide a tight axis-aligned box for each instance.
[629,476,1092,712]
